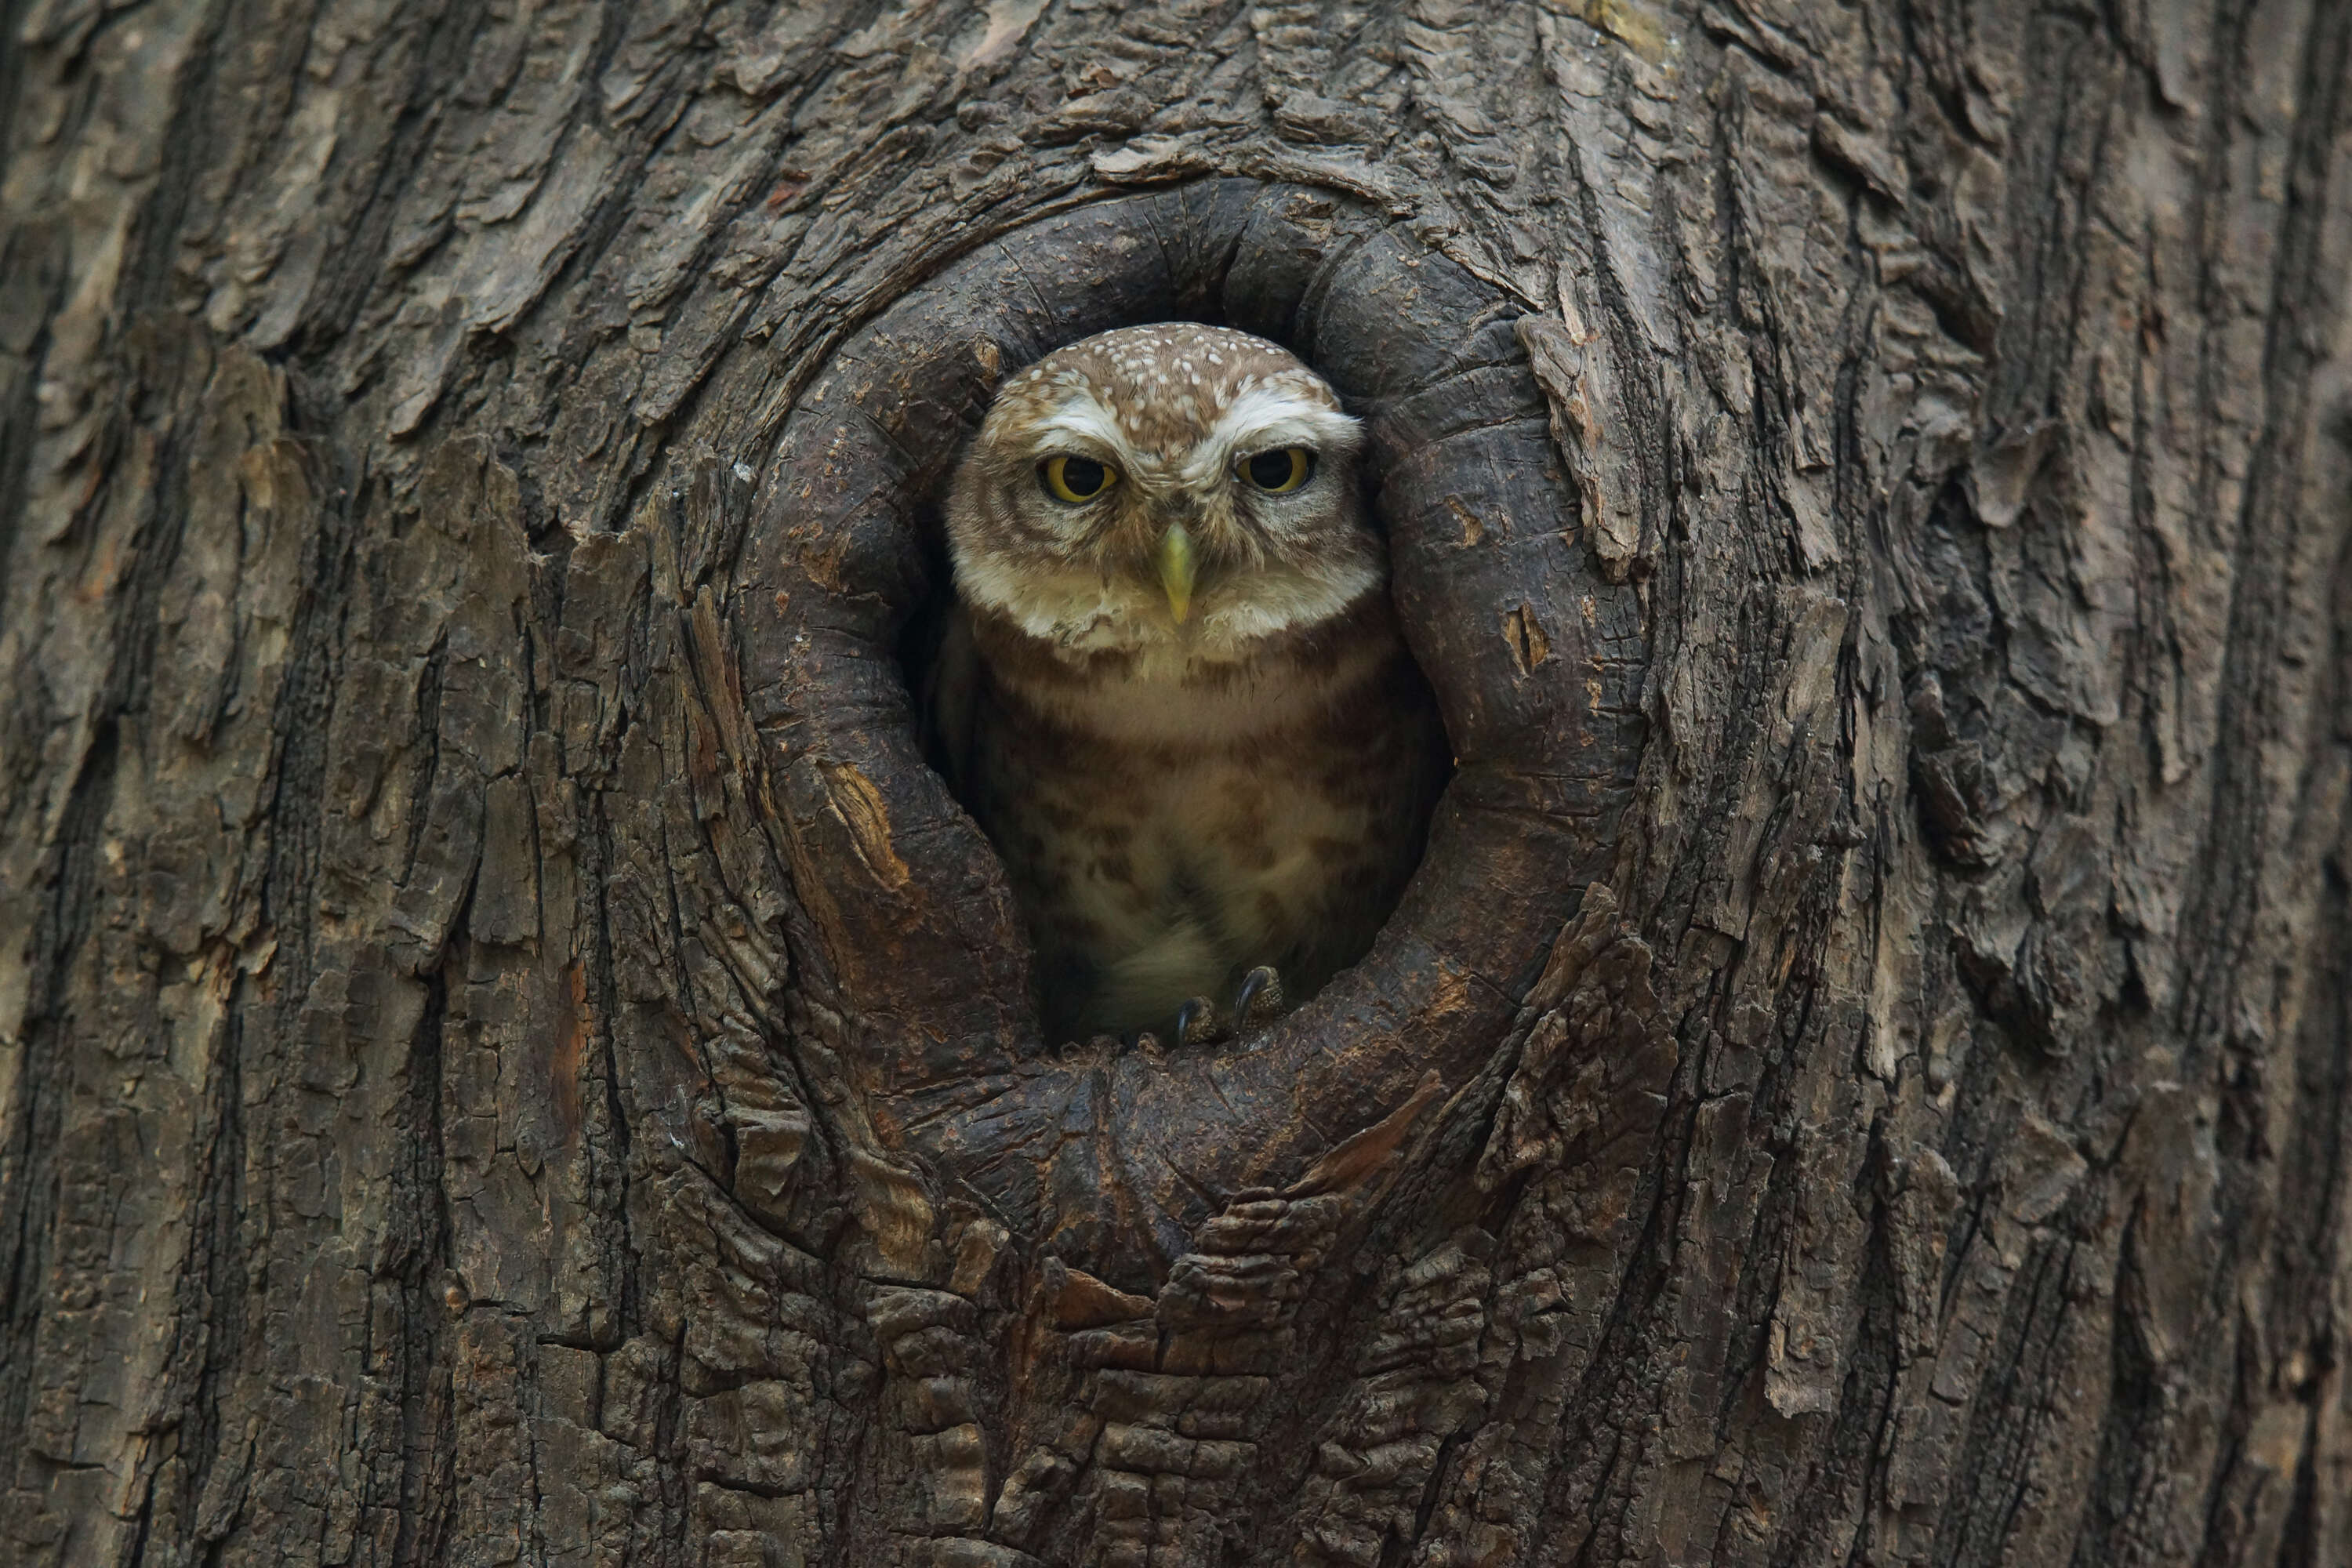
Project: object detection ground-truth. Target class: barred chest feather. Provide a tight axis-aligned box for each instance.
[935,590,1447,1043]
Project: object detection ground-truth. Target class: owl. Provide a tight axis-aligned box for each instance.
[929,323,1447,1047]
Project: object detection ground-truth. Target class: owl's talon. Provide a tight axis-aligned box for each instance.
[1174,996,1221,1048]
[1233,965,1284,1029]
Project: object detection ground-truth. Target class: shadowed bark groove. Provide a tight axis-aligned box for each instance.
[2,1,2350,1565]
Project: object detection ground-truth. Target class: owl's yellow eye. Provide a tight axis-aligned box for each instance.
[1040,454,1118,503]
[1239,447,1315,493]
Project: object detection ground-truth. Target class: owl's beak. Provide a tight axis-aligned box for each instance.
[1156,522,1197,623]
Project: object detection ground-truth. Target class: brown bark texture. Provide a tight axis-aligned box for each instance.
[2,0,2350,1564]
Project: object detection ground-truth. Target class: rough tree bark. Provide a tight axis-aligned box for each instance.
[3,0,2350,1564]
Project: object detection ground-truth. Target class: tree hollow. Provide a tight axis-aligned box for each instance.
[732,179,1647,1279]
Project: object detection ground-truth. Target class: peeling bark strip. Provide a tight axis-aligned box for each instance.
[735,180,1644,1285]
[4,0,2352,1565]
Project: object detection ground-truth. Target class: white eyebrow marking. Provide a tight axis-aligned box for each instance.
[1032,392,1145,466]
[1179,384,1363,487]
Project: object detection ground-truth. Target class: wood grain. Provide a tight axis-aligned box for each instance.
[2,0,2349,1563]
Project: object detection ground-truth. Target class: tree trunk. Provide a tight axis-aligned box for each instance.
[4,0,2350,1563]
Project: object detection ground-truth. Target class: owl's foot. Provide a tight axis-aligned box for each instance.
[1233,965,1284,1029]
[1160,968,1286,1051]
[1173,996,1220,1049]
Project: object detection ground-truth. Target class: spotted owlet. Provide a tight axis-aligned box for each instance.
[930,323,1447,1046]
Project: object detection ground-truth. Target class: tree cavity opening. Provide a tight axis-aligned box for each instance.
[731,179,1643,1276]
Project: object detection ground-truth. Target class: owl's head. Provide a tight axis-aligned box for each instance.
[944,324,1379,659]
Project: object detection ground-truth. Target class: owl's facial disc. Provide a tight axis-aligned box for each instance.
[947,325,1386,656]
[1029,447,1199,621]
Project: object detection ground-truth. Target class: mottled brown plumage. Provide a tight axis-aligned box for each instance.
[932,324,1446,1044]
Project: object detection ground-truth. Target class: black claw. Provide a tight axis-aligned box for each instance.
[1234,965,1283,1027]
[1174,996,1210,1047]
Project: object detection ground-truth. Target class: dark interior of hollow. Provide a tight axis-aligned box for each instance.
[890,314,1457,1047]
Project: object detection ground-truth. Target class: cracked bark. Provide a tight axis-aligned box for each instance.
[4,1,2351,1565]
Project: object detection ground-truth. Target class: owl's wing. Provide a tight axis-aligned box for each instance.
[919,600,982,796]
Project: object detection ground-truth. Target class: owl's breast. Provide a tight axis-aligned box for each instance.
[949,595,1446,1038]
[967,595,1401,748]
